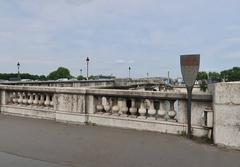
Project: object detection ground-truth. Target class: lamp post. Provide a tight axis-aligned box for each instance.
[128,67,131,79]
[180,54,200,139]
[168,71,170,84]
[86,57,90,80]
[80,69,83,76]
[17,62,20,80]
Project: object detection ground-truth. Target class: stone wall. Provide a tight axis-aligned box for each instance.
[213,82,240,149]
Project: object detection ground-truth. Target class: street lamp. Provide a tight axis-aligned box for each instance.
[86,57,90,80]
[168,71,170,84]
[80,69,83,76]
[128,67,131,79]
[17,62,20,80]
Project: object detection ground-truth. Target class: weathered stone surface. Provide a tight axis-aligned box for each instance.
[213,82,240,149]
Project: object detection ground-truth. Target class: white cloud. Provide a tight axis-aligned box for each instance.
[0,0,240,77]
[227,25,240,31]
[114,59,135,65]
[226,52,240,59]
[65,0,95,6]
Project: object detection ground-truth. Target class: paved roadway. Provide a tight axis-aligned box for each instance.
[0,115,239,167]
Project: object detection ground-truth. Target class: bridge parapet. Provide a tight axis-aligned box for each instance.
[0,84,212,138]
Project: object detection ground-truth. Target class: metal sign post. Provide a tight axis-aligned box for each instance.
[180,54,200,138]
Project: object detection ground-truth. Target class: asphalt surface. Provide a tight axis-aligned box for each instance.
[0,115,239,167]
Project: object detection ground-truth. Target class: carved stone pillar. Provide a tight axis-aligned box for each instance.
[129,98,137,118]
[148,99,156,119]
[138,99,146,119]
[17,92,23,105]
[28,93,33,105]
[39,94,44,106]
[157,100,166,120]
[96,97,104,114]
[120,98,128,117]
[33,94,39,105]
[168,100,177,121]
[103,97,111,115]
[22,92,28,105]
[44,94,50,107]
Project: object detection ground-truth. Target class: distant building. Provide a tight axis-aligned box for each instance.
[9,77,20,81]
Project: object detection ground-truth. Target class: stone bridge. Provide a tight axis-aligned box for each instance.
[0,79,239,150]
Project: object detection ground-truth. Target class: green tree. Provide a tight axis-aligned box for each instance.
[197,71,208,80]
[77,75,86,80]
[39,75,47,81]
[0,73,47,81]
[199,80,208,92]
[209,72,221,82]
[221,67,240,81]
[47,67,73,80]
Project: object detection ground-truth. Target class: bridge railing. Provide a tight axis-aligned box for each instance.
[85,89,212,136]
[0,85,212,137]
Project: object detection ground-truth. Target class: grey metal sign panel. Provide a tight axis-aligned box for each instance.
[180,54,200,87]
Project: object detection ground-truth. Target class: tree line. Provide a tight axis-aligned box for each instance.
[1,66,239,82]
[197,67,240,82]
[0,67,115,81]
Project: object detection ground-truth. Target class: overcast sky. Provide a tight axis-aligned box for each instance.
[0,0,240,78]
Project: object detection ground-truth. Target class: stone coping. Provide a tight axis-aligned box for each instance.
[87,88,212,101]
[0,85,212,101]
[0,79,114,84]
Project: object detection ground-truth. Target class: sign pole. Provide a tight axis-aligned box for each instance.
[180,54,200,139]
[187,86,193,138]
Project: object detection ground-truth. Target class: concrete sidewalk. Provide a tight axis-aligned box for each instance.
[0,115,239,167]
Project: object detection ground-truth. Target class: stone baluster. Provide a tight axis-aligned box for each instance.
[112,98,120,116]
[103,97,111,115]
[157,100,166,120]
[15,92,19,104]
[138,99,147,119]
[17,92,23,105]
[22,92,28,105]
[148,99,156,119]
[120,98,128,117]
[12,92,17,104]
[7,92,12,104]
[168,100,177,121]
[33,94,39,105]
[44,94,50,107]
[116,98,123,115]
[129,98,137,118]
[39,94,44,106]
[50,95,54,107]
[96,96,104,114]
[28,93,33,105]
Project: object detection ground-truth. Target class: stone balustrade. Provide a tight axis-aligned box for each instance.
[87,88,212,127]
[95,96,177,121]
[8,91,54,108]
[0,85,212,137]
